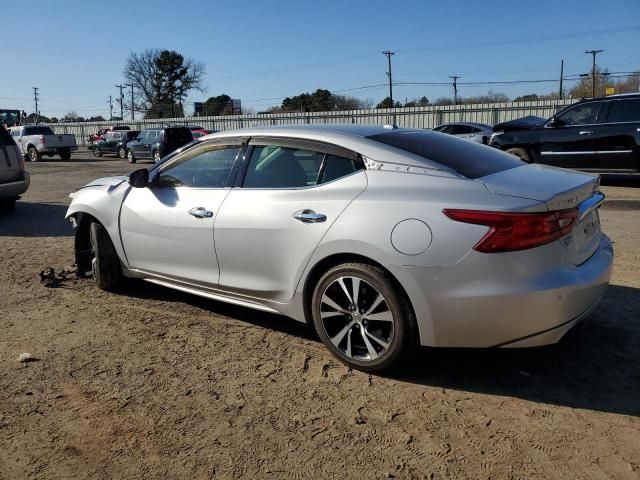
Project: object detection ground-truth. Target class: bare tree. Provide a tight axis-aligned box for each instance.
[123,49,206,118]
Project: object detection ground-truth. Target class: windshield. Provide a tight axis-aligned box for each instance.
[368,130,523,179]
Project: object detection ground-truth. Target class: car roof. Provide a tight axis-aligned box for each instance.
[200,123,465,173]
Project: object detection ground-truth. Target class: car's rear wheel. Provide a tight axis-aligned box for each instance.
[118,147,126,159]
[506,147,531,163]
[127,150,136,164]
[311,263,415,372]
[59,148,71,161]
[89,222,122,291]
[27,146,40,162]
[0,198,16,211]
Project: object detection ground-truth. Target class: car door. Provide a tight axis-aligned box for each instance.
[130,131,146,157]
[119,141,245,286]
[0,128,20,184]
[214,139,368,303]
[591,98,640,171]
[538,101,603,168]
[102,132,115,153]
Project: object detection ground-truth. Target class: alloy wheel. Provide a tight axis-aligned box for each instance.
[319,276,395,361]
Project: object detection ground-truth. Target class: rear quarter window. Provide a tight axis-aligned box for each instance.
[24,126,54,135]
[368,130,523,179]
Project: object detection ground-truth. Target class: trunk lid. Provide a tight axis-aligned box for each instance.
[480,164,603,265]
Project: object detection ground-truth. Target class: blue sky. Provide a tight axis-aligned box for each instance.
[2,0,639,118]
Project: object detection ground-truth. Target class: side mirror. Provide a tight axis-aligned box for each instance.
[547,117,564,128]
[128,168,149,188]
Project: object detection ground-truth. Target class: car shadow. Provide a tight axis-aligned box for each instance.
[390,284,640,417]
[120,280,639,416]
[0,202,73,237]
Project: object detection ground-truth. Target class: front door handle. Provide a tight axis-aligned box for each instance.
[293,209,327,223]
[579,130,594,135]
[189,207,213,218]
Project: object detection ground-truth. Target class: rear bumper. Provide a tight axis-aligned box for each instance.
[0,172,30,199]
[390,234,613,348]
[37,146,78,154]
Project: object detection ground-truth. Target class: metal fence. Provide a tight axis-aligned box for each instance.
[47,99,576,146]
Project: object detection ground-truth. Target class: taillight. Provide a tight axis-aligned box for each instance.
[15,146,24,172]
[40,135,45,144]
[443,208,578,253]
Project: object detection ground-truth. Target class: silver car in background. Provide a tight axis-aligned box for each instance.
[66,124,612,372]
[433,122,494,144]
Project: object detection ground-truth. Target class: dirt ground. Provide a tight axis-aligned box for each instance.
[1,151,639,479]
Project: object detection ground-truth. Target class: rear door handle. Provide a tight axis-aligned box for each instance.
[189,207,213,218]
[293,209,326,223]
[579,130,594,135]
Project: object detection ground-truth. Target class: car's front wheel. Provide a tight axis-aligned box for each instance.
[311,263,416,372]
[153,150,161,163]
[127,150,136,164]
[93,147,102,157]
[89,222,122,291]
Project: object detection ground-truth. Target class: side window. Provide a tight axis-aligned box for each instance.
[158,146,240,188]
[243,146,324,188]
[319,155,360,184]
[451,125,473,134]
[104,132,113,141]
[10,129,21,137]
[434,125,451,134]
[556,102,601,126]
[113,132,121,140]
[607,100,640,123]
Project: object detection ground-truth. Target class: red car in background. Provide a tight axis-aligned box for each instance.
[88,125,131,147]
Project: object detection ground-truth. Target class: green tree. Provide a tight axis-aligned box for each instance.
[204,94,233,116]
[376,97,394,109]
[418,96,429,106]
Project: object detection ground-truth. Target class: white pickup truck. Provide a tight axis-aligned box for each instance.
[8,125,77,161]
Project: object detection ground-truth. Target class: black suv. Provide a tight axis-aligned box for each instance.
[92,130,140,159]
[489,93,640,173]
[126,127,193,164]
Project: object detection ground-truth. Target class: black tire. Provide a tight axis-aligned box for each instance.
[153,150,161,163]
[27,146,40,162]
[505,147,531,163]
[311,262,416,373]
[127,150,136,164]
[0,198,16,211]
[89,222,122,291]
[59,148,71,161]
[118,147,127,159]
[93,147,102,157]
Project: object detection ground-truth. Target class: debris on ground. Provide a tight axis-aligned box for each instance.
[38,267,78,288]
[18,353,39,363]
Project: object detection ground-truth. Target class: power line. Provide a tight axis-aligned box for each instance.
[449,76,460,105]
[585,49,605,98]
[382,50,395,104]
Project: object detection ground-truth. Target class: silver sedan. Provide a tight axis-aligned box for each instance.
[66,124,612,372]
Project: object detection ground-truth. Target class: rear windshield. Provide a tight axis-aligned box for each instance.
[164,128,193,146]
[24,126,54,136]
[0,127,14,146]
[367,130,523,179]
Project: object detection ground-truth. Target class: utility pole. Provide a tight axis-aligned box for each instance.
[32,87,39,124]
[115,84,125,119]
[125,83,134,121]
[559,59,564,100]
[382,50,395,106]
[449,76,460,105]
[108,95,113,121]
[585,49,604,98]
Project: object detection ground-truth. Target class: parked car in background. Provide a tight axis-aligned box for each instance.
[0,127,29,210]
[489,93,640,173]
[9,125,77,161]
[93,130,140,159]
[88,126,131,147]
[432,122,493,144]
[126,126,193,163]
[187,125,219,138]
[66,124,611,372]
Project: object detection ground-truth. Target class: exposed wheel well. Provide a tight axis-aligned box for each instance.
[302,253,416,327]
[72,213,99,274]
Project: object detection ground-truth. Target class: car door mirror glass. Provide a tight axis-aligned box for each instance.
[128,168,149,188]
[547,117,564,128]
